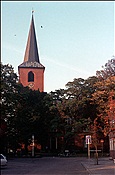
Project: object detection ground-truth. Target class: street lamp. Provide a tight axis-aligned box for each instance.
[100,139,104,156]
[32,134,34,157]
[86,135,92,159]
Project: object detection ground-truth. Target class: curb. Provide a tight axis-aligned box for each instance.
[81,162,93,175]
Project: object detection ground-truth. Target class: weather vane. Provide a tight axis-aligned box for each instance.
[32,8,35,14]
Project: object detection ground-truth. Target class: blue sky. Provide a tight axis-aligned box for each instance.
[1,1,114,92]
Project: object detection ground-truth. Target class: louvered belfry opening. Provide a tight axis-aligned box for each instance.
[28,71,34,82]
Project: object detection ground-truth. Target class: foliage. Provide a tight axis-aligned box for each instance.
[96,56,115,80]
[1,57,115,154]
[90,57,115,150]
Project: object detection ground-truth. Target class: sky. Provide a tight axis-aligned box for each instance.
[1,1,115,92]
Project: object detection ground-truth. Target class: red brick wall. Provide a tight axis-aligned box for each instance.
[18,67,44,92]
[109,133,115,159]
[108,91,115,159]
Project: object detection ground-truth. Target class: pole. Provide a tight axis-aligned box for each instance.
[55,129,58,150]
[56,137,57,150]
[50,137,52,150]
[86,135,91,159]
[32,134,34,157]
[88,143,90,159]
[100,139,104,157]
[102,142,103,156]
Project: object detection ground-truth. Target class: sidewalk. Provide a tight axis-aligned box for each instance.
[81,157,115,175]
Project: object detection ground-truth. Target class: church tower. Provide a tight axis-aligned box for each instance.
[18,13,45,92]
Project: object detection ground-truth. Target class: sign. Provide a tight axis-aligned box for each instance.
[86,135,92,144]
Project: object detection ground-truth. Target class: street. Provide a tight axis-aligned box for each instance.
[1,157,89,175]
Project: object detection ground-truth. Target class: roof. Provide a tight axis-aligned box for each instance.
[19,61,45,69]
[19,14,45,69]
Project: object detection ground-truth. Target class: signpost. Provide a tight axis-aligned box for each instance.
[32,134,34,157]
[86,135,91,159]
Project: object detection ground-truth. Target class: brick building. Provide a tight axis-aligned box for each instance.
[18,13,45,91]
[109,90,115,159]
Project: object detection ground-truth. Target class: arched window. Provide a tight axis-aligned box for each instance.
[28,71,34,82]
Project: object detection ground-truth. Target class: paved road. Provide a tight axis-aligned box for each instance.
[1,157,89,175]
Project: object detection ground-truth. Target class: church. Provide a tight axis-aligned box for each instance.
[18,12,45,92]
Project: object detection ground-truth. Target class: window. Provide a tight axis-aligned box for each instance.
[28,71,34,82]
[112,96,115,100]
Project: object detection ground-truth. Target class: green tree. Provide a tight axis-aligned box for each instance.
[0,63,20,153]
[49,77,98,151]
[15,87,51,154]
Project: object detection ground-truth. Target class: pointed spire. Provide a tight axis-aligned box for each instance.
[24,12,40,63]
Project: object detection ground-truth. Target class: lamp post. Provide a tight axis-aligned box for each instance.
[32,134,34,157]
[86,135,91,159]
[100,139,104,156]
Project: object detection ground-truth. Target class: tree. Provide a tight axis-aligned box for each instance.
[49,77,98,151]
[96,56,115,80]
[91,78,115,137]
[0,63,19,153]
[1,63,19,118]
[14,88,51,154]
[90,58,115,157]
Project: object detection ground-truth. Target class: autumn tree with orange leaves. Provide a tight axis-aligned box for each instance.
[90,57,115,159]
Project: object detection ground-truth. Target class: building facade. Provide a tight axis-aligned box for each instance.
[109,90,115,159]
[18,13,45,92]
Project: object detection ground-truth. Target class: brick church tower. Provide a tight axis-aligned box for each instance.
[18,13,45,92]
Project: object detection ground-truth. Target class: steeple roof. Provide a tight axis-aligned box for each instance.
[19,13,45,69]
[24,14,40,63]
